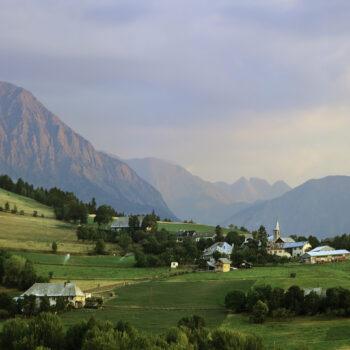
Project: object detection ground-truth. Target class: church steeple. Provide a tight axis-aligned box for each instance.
[273,220,280,241]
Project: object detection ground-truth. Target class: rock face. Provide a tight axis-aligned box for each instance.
[125,157,290,225]
[224,176,350,239]
[0,81,176,219]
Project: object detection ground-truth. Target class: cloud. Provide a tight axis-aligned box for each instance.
[1,1,350,185]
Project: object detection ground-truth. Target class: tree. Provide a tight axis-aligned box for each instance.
[141,214,158,233]
[250,300,269,323]
[40,295,51,313]
[215,225,223,241]
[4,202,9,211]
[52,241,58,253]
[225,290,247,312]
[33,210,38,217]
[94,239,106,255]
[18,259,37,290]
[2,255,26,287]
[28,312,64,350]
[257,225,268,253]
[128,215,140,233]
[56,296,67,312]
[94,205,115,226]
[117,233,132,252]
[226,231,245,248]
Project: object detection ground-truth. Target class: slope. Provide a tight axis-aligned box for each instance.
[224,176,350,238]
[125,157,250,225]
[0,81,176,219]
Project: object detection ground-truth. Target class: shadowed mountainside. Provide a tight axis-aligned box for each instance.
[125,157,289,224]
[224,176,350,238]
[0,81,176,219]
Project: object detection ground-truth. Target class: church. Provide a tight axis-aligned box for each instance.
[267,221,311,258]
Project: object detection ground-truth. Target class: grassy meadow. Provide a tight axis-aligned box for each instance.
[157,221,235,234]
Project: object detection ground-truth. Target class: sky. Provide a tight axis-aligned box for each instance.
[1,0,350,187]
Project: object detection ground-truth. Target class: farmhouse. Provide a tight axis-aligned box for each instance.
[284,241,312,257]
[203,242,232,260]
[309,245,335,253]
[302,249,350,264]
[194,232,216,242]
[21,282,86,309]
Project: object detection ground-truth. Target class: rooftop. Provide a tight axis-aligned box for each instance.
[21,283,85,297]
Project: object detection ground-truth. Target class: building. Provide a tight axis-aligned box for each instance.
[176,230,197,242]
[302,249,350,264]
[309,246,335,253]
[215,258,232,272]
[110,216,146,230]
[283,241,312,257]
[21,282,87,309]
[170,262,178,268]
[203,242,232,260]
[194,232,216,242]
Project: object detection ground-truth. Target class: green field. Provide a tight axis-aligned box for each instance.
[157,221,236,234]
[0,188,55,218]
[15,251,136,267]
[58,264,350,349]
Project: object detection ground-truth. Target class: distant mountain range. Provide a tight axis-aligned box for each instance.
[224,176,350,238]
[0,81,176,219]
[125,157,290,225]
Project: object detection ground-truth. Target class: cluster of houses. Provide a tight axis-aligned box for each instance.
[174,220,350,272]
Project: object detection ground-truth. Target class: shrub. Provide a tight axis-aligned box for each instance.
[225,290,247,312]
[290,272,296,278]
[33,210,38,217]
[94,239,106,255]
[250,300,269,323]
[19,210,24,215]
[52,241,57,253]
[271,307,291,320]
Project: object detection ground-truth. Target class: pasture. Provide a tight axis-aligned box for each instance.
[157,221,235,234]
[0,188,54,218]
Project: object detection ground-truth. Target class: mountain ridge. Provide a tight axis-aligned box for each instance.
[0,81,176,219]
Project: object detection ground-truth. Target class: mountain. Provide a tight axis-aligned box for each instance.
[214,177,291,203]
[224,176,350,238]
[0,81,176,219]
[125,157,288,225]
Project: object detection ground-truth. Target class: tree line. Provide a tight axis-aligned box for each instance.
[225,284,350,323]
[0,313,265,350]
[0,174,124,223]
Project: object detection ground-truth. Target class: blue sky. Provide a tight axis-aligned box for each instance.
[1,0,350,186]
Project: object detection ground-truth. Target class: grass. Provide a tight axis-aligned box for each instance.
[166,261,350,290]
[0,188,54,218]
[157,221,237,235]
[14,251,136,267]
[222,314,350,350]
[106,279,254,309]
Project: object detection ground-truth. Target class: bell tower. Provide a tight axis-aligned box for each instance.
[273,220,280,241]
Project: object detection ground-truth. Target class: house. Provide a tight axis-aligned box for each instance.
[170,262,178,268]
[309,246,335,253]
[194,232,216,242]
[215,258,231,272]
[302,249,350,264]
[110,216,146,231]
[21,282,87,309]
[283,241,312,257]
[203,242,232,260]
[176,230,197,242]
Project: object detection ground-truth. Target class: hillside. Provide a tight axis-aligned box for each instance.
[125,157,288,224]
[0,81,176,219]
[224,176,350,238]
[0,187,101,253]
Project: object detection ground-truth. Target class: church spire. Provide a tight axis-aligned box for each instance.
[273,219,280,241]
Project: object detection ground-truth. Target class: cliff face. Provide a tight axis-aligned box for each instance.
[0,81,176,219]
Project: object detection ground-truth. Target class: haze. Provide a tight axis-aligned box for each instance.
[1,0,350,187]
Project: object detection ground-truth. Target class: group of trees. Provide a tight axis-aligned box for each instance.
[225,284,350,323]
[0,314,265,350]
[0,250,48,291]
[0,174,125,224]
